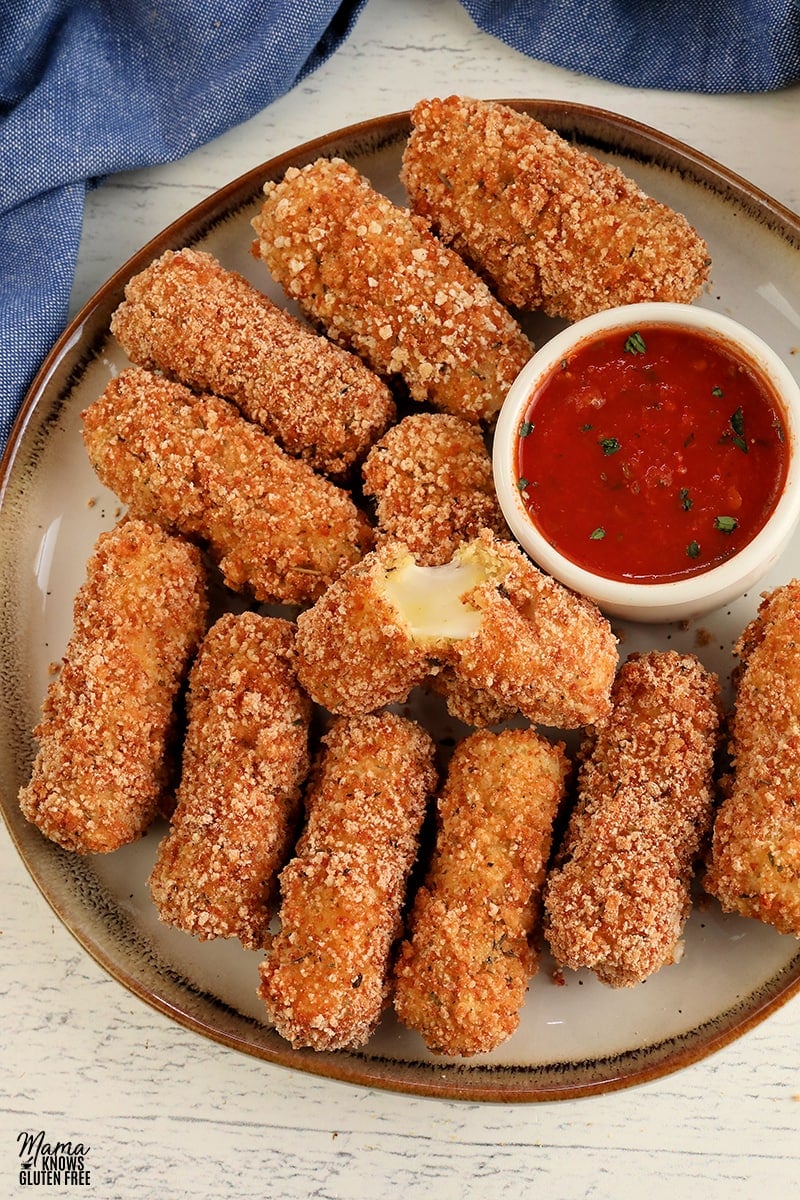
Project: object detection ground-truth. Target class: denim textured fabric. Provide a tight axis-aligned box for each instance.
[1,0,799,454]
[464,0,800,94]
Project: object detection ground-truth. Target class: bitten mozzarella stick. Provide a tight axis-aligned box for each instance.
[295,530,617,728]
[258,712,437,1050]
[402,96,710,322]
[393,728,567,1056]
[148,613,311,950]
[544,651,721,987]
[362,412,508,565]
[18,519,207,854]
[251,156,533,424]
[82,367,373,605]
[110,248,395,477]
[705,582,800,935]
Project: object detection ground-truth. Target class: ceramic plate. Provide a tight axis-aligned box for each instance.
[3,102,800,1103]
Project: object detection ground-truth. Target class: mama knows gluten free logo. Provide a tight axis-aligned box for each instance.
[16,1130,91,1187]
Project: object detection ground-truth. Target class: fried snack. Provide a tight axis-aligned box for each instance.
[82,366,373,606]
[544,651,722,987]
[393,728,567,1056]
[18,519,207,854]
[705,582,800,935]
[295,530,617,728]
[251,156,533,424]
[402,96,710,322]
[110,248,395,477]
[148,613,311,950]
[258,712,437,1050]
[362,412,508,565]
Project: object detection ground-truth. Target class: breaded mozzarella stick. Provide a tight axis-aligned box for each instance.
[393,728,567,1056]
[82,367,373,606]
[544,651,721,987]
[258,712,437,1050]
[402,96,710,322]
[362,412,508,565]
[295,531,617,728]
[148,613,311,950]
[18,519,207,853]
[251,156,533,424]
[111,248,395,477]
[705,582,800,935]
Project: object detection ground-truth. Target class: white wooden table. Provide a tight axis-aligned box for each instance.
[3,1,800,1195]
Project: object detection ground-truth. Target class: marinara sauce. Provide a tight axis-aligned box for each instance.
[516,324,788,583]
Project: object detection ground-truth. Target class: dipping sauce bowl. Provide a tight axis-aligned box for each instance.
[493,303,800,623]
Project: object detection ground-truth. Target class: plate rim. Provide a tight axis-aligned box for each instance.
[3,98,800,1103]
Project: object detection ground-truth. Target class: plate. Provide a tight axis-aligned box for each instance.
[3,102,800,1103]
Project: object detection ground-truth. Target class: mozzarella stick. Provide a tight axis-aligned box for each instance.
[362,412,508,565]
[402,96,710,322]
[393,728,568,1056]
[18,519,208,854]
[251,156,533,424]
[295,530,617,728]
[81,367,373,606]
[705,582,800,935]
[148,613,311,950]
[544,651,722,987]
[110,248,395,477]
[258,712,437,1050]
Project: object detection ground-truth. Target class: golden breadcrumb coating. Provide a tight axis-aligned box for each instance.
[362,412,508,565]
[148,613,311,950]
[110,248,395,478]
[294,530,617,728]
[251,156,533,424]
[705,582,800,935]
[393,728,567,1056]
[402,96,710,322]
[81,367,373,606]
[258,712,437,1050]
[429,667,517,728]
[18,519,208,854]
[544,651,722,987]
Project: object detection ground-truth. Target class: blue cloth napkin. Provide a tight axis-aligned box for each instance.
[2,0,799,457]
[464,0,800,94]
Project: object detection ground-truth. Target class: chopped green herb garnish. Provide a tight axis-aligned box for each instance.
[714,515,739,533]
[518,420,534,438]
[712,386,724,397]
[518,476,529,492]
[624,331,647,355]
[600,436,621,456]
[730,407,748,452]
[581,422,593,432]
[687,541,701,559]
[680,488,693,512]
[589,527,606,540]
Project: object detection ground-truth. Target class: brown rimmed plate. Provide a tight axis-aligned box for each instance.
[2,102,800,1103]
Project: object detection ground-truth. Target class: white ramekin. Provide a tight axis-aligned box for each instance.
[492,303,800,623]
